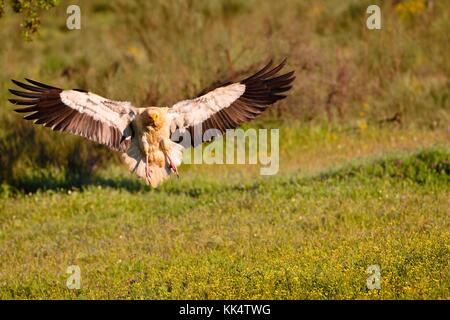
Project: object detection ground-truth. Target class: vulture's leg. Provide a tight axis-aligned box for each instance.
[165,154,179,177]
[145,154,151,184]
[160,139,179,177]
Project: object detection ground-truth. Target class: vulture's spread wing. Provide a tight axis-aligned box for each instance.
[9,79,136,152]
[168,59,295,147]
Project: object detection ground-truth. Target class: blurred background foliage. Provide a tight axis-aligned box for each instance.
[0,0,448,188]
[0,0,60,39]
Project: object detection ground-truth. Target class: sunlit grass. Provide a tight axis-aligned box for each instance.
[1,0,449,182]
[0,147,448,299]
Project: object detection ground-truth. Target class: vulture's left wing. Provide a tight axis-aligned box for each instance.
[9,79,137,152]
[167,59,295,147]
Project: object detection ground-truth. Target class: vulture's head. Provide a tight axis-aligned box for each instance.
[141,108,165,129]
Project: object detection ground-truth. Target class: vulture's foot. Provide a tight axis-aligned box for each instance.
[166,155,179,177]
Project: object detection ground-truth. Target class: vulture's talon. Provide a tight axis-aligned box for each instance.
[166,155,179,177]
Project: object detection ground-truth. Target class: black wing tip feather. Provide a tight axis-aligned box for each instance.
[25,78,60,90]
[240,58,295,105]
[241,58,295,85]
[241,59,274,82]
[8,79,63,110]
[242,58,288,81]
[9,78,61,97]
[9,79,60,117]
[8,89,41,99]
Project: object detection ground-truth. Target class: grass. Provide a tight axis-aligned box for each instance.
[0,144,448,299]
[1,0,449,182]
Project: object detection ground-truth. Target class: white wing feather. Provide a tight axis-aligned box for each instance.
[167,83,245,133]
[60,90,135,133]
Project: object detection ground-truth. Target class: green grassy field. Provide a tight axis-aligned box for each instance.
[0,126,448,299]
[0,0,449,299]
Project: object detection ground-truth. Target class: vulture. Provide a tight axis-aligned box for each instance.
[8,59,295,187]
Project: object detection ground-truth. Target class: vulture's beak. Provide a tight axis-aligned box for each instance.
[150,113,159,124]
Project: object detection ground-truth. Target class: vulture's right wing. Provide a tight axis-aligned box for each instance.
[9,79,137,152]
